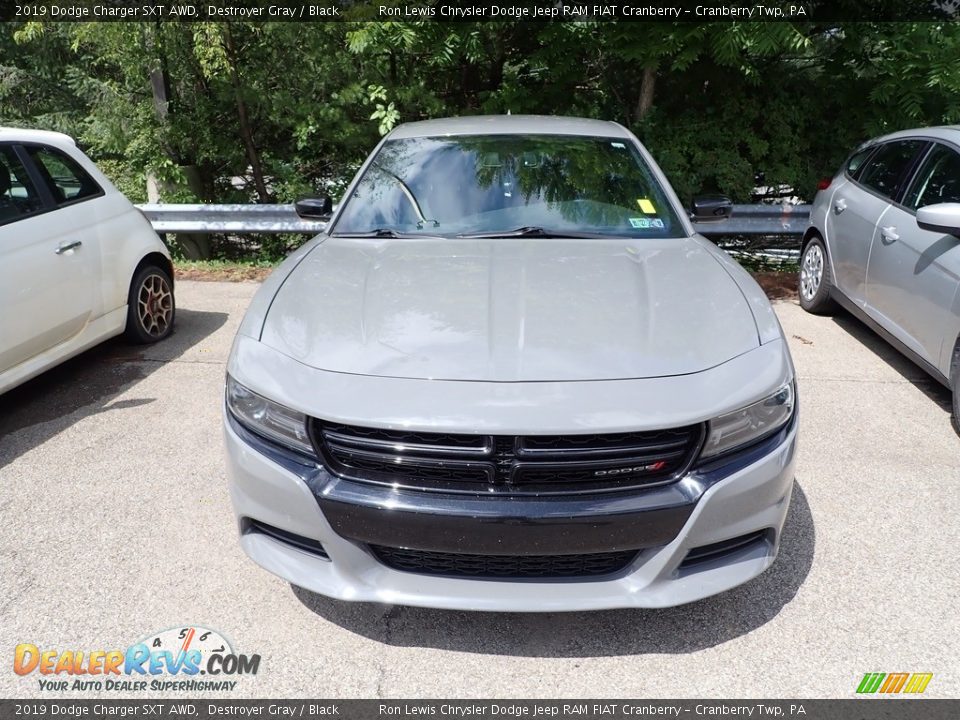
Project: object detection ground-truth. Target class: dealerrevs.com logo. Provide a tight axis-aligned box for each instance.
[14,626,260,692]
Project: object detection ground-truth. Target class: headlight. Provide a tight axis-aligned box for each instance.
[226,375,315,456]
[700,382,795,459]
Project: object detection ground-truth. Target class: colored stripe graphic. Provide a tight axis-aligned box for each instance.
[857,673,886,693]
[880,673,909,693]
[903,673,933,694]
[857,672,933,694]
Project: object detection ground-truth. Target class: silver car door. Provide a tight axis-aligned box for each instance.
[865,142,960,372]
[828,140,927,307]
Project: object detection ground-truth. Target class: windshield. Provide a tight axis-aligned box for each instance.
[331,134,685,238]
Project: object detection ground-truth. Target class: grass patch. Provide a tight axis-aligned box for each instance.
[174,259,280,282]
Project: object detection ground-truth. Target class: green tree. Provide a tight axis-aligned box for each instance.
[4,19,960,258]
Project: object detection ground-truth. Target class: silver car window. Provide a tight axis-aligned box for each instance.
[857,140,926,200]
[845,147,874,179]
[903,143,960,211]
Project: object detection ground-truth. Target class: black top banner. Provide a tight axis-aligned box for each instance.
[2,0,959,22]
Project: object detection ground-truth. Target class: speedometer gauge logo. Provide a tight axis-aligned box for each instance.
[137,626,233,661]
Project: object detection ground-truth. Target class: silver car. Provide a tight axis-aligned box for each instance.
[800,126,960,423]
[224,116,798,611]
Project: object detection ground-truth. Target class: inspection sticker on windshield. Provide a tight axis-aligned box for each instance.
[629,218,663,229]
[637,198,657,214]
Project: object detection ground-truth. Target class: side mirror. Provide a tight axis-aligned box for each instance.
[916,203,960,236]
[295,196,333,220]
[691,195,733,221]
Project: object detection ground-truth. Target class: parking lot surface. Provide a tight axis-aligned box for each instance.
[1,280,958,698]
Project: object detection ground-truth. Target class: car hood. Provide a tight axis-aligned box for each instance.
[260,235,760,382]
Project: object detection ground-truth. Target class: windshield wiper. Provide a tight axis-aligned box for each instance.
[370,165,438,229]
[456,226,608,239]
[333,229,433,238]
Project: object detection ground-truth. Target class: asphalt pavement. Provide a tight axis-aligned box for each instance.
[1,280,958,698]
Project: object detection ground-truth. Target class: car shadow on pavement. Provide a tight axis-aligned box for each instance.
[293,482,814,657]
[0,309,227,470]
[830,314,953,413]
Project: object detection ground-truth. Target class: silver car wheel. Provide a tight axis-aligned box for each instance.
[800,244,823,301]
[137,272,174,337]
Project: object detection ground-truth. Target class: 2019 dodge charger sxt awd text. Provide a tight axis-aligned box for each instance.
[224,116,798,610]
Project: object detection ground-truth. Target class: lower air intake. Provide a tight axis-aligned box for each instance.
[679,530,769,570]
[371,546,638,579]
[242,518,329,559]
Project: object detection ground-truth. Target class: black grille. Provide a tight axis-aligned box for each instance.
[241,518,329,559]
[679,530,769,570]
[313,420,703,494]
[371,546,638,579]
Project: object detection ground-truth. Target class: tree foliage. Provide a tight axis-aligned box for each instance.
[2,20,959,257]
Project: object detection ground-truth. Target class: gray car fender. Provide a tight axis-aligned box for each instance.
[699,238,785,346]
[236,234,329,341]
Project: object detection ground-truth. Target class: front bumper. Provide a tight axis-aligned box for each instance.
[224,408,797,611]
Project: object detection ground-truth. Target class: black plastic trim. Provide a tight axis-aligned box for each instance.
[310,419,706,496]
[229,403,795,558]
[241,517,328,559]
[370,545,640,581]
[830,291,950,388]
[679,529,770,569]
[319,491,694,556]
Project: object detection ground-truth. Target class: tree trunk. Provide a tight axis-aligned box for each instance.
[222,26,270,203]
[636,65,657,122]
[145,24,211,258]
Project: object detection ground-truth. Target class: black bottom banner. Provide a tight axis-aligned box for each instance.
[2,700,958,720]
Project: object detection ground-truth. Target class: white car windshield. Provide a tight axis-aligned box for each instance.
[331,134,685,238]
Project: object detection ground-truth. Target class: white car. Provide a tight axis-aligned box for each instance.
[0,128,174,394]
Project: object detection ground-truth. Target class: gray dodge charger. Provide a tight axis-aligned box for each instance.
[223,115,798,610]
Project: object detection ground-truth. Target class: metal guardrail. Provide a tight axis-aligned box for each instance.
[137,203,811,237]
[695,203,810,237]
[138,203,328,235]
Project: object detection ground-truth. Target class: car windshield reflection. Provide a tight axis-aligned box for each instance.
[331,134,685,239]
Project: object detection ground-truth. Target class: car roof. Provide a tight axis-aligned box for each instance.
[0,126,77,149]
[387,115,632,140]
[867,126,960,145]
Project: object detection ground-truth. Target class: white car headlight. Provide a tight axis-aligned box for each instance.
[226,375,315,456]
[701,382,795,459]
